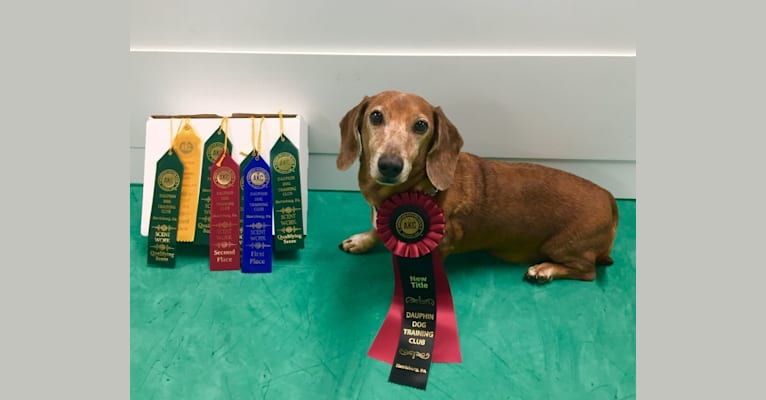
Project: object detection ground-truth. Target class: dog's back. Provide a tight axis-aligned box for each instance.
[438,153,618,267]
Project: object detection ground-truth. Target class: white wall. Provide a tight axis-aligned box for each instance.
[131,0,634,54]
[130,0,636,198]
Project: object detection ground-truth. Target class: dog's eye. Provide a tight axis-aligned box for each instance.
[369,110,384,126]
[413,120,429,134]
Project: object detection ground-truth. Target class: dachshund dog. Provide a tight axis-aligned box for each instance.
[337,91,618,283]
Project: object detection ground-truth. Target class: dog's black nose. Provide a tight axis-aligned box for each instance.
[378,155,404,179]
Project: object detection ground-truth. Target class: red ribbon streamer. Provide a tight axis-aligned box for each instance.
[368,191,462,363]
[367,252,462,363]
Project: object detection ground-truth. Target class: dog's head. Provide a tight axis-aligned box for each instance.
[337,91,464,191]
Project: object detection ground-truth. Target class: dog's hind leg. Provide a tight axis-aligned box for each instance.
[523,259,597,284]
[339,207,380,254]
[525,213,616,283]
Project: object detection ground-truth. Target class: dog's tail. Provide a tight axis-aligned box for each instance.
[596,195,619,266]
[597,255,614,266]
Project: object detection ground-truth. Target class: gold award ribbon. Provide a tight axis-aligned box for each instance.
[172,118,203,242]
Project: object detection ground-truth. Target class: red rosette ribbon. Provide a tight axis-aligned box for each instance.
[375,191,445,258]
[368,191,462,366]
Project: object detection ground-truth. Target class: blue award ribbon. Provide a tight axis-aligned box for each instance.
[241,155,273,273]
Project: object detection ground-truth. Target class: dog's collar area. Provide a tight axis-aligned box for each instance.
[374,188,439,212]
[421,179,439,197]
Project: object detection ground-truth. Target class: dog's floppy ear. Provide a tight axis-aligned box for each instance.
[336,96,370,170]
[427,106,464,191]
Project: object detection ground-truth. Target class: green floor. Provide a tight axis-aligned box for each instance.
[130,184,636,400]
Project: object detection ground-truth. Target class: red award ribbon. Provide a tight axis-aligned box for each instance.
[368,192,462,390]
[209,121,241,271]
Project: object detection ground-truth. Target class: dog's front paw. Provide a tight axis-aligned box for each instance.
[339,231,379,254]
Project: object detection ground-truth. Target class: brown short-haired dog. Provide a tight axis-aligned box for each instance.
[337,91,618,283]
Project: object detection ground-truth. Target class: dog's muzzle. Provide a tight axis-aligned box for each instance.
[377,155,404,182]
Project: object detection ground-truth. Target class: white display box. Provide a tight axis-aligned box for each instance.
[139,114,309,238]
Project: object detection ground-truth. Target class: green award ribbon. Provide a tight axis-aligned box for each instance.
[194,124,232,246]
[269,113,304,251]
[147,120,184,267]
